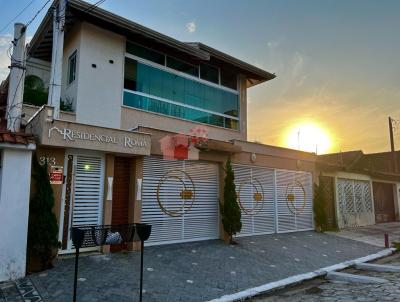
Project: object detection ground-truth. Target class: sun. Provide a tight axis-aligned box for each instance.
[285,122,332,154]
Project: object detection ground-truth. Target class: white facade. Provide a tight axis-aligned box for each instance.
[0,144,35,281]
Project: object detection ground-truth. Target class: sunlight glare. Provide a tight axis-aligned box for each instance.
[285,123,332,154]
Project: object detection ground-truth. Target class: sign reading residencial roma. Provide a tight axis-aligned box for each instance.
[39,120,151,155]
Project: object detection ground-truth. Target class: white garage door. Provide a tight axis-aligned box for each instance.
[141,156,219,245]
[276,169,314,233]
[233,165,314,236]
[233,165,276,236]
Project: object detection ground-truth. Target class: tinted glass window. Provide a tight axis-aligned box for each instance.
[124,58,137,90]
[123,91,239,130]
[200,63,219,84]
[166,56,199,77]
[133,63,238,117]
[126,42,165,65]
[68,51,77,84]
[220,69,237,90]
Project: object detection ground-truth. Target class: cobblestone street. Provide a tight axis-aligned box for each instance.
[253,253,400,302]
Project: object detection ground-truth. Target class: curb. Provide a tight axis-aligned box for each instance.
[208,248,396,302]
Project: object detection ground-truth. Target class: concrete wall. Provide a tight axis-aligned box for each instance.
[74,22,125,128]
[0,147,33,281]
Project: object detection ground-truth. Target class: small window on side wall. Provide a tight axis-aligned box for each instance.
[68,51,77,84]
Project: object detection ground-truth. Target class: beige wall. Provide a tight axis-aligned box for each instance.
[121,107,245,142]
[74,22,125,128]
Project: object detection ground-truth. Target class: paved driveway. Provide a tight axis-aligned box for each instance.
[327,222,400,247]
[28,232,382,302]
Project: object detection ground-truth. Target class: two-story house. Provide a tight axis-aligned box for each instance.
[21,0,316,253]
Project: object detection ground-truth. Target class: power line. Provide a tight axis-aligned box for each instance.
[0,0,38,34]
[25,0,53,28]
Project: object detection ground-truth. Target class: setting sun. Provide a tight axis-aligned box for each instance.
[285,122,332,154]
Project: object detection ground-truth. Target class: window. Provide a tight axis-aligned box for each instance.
[220,69,237,90]
[124,58,137,90]
[123,92,239,130]
[200,63,219,84]
[68,51,77,84]
[123,60,240,130]
[166,56,199,77]
[126,42,165,65]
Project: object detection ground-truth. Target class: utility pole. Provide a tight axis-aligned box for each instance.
[47,0,67,119]
[6,23,26,132]
[388,116,398,173]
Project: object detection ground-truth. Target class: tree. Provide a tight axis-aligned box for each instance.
[27,155,60,271]
[220,158,242,244]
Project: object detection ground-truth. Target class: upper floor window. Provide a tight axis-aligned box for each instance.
[68,51,77,84]
[220,69,237,90]
[166,56,199,77]
[123,59,240,130]
[200,63,219,84]
[125,41,239,91]
[126,42,165,65]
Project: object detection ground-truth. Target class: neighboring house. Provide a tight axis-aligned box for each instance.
[317,151,400,229]
[14,0,318,253]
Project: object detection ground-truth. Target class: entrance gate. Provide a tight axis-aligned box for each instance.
[233,164,314,236]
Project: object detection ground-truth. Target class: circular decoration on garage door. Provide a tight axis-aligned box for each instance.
[285,179,307,215]
[156,169,196,217]
[237,177,265,216]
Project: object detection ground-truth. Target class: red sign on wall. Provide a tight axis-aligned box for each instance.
[50,166,63,185]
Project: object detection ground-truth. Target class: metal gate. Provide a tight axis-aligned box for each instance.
[336,178,374,228]
[59,153,105,253]
[141,156,219,245]
[276,170,314,232]
[233,165,275,236]
[233,165,314,236]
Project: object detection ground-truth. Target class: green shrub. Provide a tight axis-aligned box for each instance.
[27,154,60,271]
[220,158,242,244]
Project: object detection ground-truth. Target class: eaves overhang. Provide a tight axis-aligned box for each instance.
[29,0,210,61]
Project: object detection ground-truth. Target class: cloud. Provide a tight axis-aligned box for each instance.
[186,21,196,33]
[0,34,12,82]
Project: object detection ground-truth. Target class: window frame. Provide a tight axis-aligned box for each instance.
[67,50,77,85]
[125,52,239,95]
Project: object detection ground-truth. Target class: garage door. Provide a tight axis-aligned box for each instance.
[233,165,314,236]
[233,165,276,236]
[276,169,314,232]
[141,156,219,245]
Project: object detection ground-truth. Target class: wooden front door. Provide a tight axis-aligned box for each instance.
[373,182,395,223]
[111,157,132,252]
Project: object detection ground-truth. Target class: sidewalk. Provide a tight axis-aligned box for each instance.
[327,222,400,247]
[3,231,383,302]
